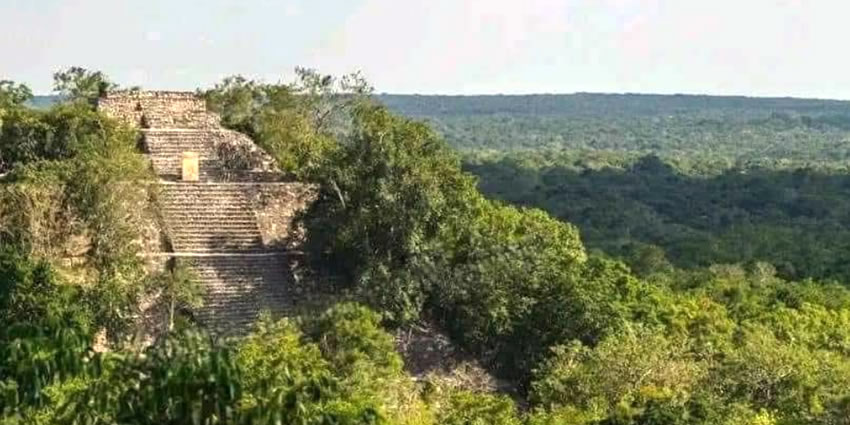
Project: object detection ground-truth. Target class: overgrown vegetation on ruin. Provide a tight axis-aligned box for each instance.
[3,68,850,424]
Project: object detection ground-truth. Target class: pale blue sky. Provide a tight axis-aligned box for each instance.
[2,0,849,98]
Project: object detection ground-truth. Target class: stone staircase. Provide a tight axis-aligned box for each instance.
[187,255,295,334]
[159,183,265,253]
[100,91,310,334]
[158,179,303,332]
[144,130,221,179]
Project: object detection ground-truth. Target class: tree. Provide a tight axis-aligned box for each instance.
[303,103,480,323]
[0,81,32,109]
[152,259,203,332]
[0,80,32,139]
[200,75,270,136]
[52,67,117,106]
[0,103,133,173]
[531,325,706,423]
[431,202,590,377]
[202,68,371,179]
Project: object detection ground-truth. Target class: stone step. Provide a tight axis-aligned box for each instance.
[149,148,215,153]
[169,232,261,238]
[159,190,254,195]
[160,195,251,200]
[170,235,261,242]
[150,152,217,157]
[176,254,294,334]
[160,189,253,193]
[160,186,259,190]
[165,225,259,230]
[160,213,255,219]
[147,138,213,144]
[162,204,251,208]
[160,193,253,198]
[168,224,259,236]
[170,238,262,244]
[149,150,216,157]
[161,192,250,195]
[151,161,221,168]
[160,202,251,207]
[146,134,215,140]
[162,210,254,215]
[162,213,254,218]
[159,185,267,190]
[160,194,251,199]
[163,222,258,228]
[163,216,255,220]
[170,238,263,243]
[171,240,264,245]
[166,228,260,235]
[168,227,259,232]
[160,191,250,196]
[171,247,268,254]
[147,143,215,150]
[161,204,252,209]
[160,200,250,205]
[170,240,263,247]
[162,203,253,208]
[151,169,222,178]
[171,241,263,247]
[166,221,258,226]
[149,150,214,156]
[162,217,256,222]
[170,230,260,235]
[158,183,299,188]
[163,219,257,225]
[161,189,271,194]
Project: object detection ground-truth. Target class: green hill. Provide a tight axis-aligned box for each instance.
[26,94,61,109]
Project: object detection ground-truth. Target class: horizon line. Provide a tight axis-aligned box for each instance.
[28,91,850,103]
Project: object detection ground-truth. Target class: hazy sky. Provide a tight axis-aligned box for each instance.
[2,0,848,97]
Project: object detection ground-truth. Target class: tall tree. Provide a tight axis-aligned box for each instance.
[0,80,32,109]
[52,67,117,106]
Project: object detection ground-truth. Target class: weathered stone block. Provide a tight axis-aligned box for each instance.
[182,152,199,181]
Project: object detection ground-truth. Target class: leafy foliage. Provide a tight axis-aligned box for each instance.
[433,391,521,425]
[0,78,155,339]
[466,151,850,283]
[202,68,370,178]
[52,67,118,107]
[0,81,32,110]
[0,251,93,418]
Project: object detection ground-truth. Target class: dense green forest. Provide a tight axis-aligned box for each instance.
[464,151,850,282]
[3,72,850,424]
[379,93,850,161]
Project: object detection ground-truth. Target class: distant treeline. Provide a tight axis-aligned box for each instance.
[378,93,850,160]
[379,93,850,117]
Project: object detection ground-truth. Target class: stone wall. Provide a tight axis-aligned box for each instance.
[98,91,219,129]
[214,130,280,178]
[243,183,318,249]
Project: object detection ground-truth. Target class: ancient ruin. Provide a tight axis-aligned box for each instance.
[99,91,317,334]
